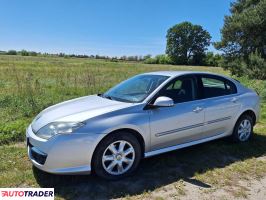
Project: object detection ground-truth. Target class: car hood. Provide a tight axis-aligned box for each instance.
[31,95,133,132]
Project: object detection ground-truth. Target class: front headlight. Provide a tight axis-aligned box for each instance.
[36,122,85,139]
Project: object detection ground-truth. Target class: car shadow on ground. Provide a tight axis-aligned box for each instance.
[33,132,266,200]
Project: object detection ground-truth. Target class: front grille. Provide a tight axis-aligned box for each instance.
[28,142,47,165]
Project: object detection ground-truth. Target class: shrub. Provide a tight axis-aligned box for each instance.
[222,51,266,80]
[203,52,224,67]
[6,50,17,55]
[29,51,37,56]
[223,57,247,77]
[247,51,266,80]
[144,54,172,65]
[21,50,29,56]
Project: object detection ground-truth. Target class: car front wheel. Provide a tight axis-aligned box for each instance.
[92,132,141,180]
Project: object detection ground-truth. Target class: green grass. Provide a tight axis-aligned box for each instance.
[0,55,229,145]
[1,55,265,145]
[0,55,266,199]
[0,119,265,199]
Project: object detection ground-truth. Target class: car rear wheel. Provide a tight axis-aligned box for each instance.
[92,132,141,180]
[232,114,254,142]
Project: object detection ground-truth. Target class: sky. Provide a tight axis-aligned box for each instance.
[0,0,233,57]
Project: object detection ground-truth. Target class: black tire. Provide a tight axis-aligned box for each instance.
[92,131,142,180]
[231,114,254,142]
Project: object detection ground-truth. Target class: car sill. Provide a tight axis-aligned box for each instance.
[144,132,226,158]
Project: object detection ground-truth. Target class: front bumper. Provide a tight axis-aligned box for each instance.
[26,125,105,174]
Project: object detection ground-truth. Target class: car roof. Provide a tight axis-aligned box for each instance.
[143,71,224,78]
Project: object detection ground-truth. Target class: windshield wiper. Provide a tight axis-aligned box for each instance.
[101,94,113,100]
[101,94,136,103]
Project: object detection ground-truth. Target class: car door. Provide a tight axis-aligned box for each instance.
[197,74,241,138]
[149,75,205,151]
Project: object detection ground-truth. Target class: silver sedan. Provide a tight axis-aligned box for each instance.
[26,71,260,179]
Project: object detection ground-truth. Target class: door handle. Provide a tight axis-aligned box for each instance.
[231,97,238,103]
[193,106,203,113]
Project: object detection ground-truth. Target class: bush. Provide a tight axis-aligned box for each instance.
[29,51,37,56]
[222,51,266,80]
[247,51,266,80]
[144,54,172,65]
[6,50,17,55]
[223,57,246,77]
[21,50,29,56]
[203,52,223,67]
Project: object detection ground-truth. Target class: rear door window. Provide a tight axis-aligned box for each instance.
[200,76,237,98]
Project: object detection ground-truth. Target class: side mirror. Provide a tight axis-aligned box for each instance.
[153,96,174,107]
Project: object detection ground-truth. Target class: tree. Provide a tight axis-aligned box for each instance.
[29,51,37,56]
[215,0,266,59]
[215,0,266,79]
[7,50,17,55]
[247,50,266,79]
[143,54,152,60]
[58,53,65,57]
[144,54,172,64]
[21,50,29,56]
[203,52,224,67]
[166,22,211,65]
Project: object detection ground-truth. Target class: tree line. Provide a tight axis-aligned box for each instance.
[0,48,222,67]
[0,49,148,62]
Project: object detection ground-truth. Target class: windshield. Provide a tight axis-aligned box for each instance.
[102,74,169,103]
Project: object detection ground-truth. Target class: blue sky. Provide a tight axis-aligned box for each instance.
[0,0,232,56]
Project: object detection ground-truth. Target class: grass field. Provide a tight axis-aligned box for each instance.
[0,55,266,199]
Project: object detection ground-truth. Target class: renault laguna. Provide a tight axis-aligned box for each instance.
[26,71,260,179]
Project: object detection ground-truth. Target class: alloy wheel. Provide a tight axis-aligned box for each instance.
[102,140,135,175]
[238,119,252,141]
